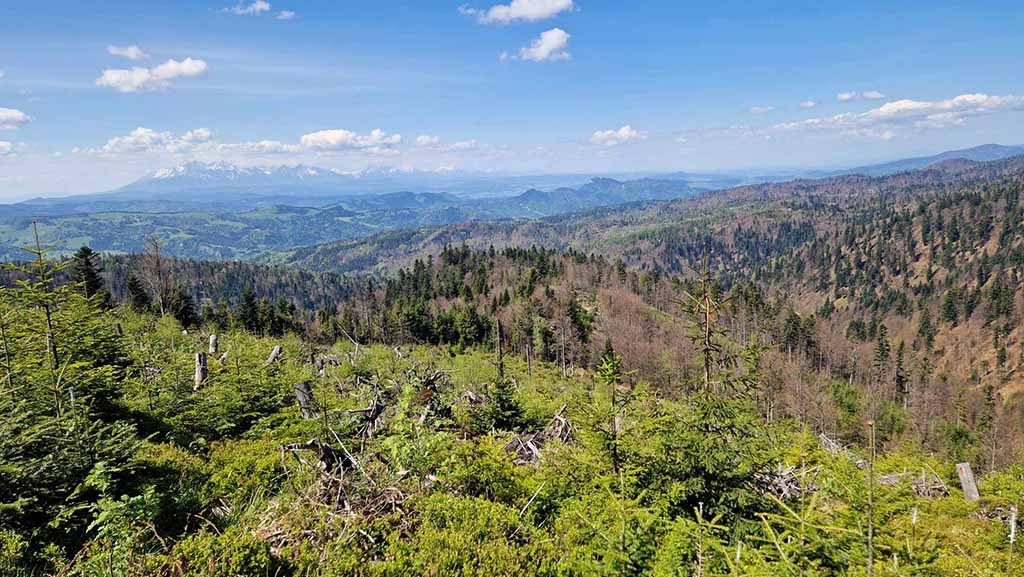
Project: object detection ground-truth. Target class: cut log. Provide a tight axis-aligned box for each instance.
[193,352,208,390]
[265,345,283,366]
[956,462,980,502]
[209,334,218,355]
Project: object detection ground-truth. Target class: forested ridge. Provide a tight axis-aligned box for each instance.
[4,156,1024,575]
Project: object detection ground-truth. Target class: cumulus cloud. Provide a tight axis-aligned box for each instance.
[107,45,149,61]
[775,92,1024,139]
[800,100,816,109]
[837,90,886,102]
[94,127,176,154]
[0,107,30,130]
[276,10,296,20]
[749,105,775,114]
[95,57,208,92]
[506,28,571,62]
[80,126,403,158]
[0,141,12,155]
[182,128,214,142]
[0,70,6,80]
[299,128,402,151]
[461,0,573,24]
[223,1,271,15]
[416,135,441,147]
[590,125,647,147]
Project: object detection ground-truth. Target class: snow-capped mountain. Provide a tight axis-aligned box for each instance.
[129,162,354,194]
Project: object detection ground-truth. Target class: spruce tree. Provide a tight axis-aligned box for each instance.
[894,340,908,408]
[940,290,958,325]
[916,309,934,350]
[125,274,151,313]
[873,324,891,382]
[70,245,111,307]
[236,288,260,334]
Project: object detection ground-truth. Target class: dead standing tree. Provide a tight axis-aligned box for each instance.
[138,236,174,317]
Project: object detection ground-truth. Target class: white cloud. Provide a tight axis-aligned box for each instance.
[96,127,176,154]
[223,1,271,15]
[182,128,213,142]
[299,128,402,151]
[447,140,479,151]
[414,135,480,151]
[0,107,30,130]
[775,92,1024,139]
[510,28,571,62]
[837,90,885,102]
[0,141,12,155]
[800,100,816,109]
[461,0,573,24]
[107,45,149,61]
[0,70,5,80]
[276,10,296,20]
[95,58,208,93]
[749,105,775,114]
[590,125,647,147]
[80,126,403,160]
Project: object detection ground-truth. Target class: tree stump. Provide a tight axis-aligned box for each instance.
[294,381,318,420]
[209,334,218,355]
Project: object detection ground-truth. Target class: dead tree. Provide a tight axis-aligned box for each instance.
[957,462,980,502]
[265,345,283,367]
[193,352,208,390]
[295,381,319,420]
[138,236,173,316]
[208,334,218,355]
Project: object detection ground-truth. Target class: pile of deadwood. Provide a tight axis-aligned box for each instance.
[819,432,950,498]
[254,349,576,555]
[753,434,952,501]
[503,404,574,465]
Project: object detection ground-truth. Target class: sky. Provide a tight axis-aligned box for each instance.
[1,0,1023,200]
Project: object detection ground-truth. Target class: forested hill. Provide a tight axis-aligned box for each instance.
[286,154,1024,274]
[0,176,701,261]
[278,154,1024,458]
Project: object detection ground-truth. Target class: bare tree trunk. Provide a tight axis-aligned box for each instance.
[193,352,208,390]
[265,345,283,366]
[208,334,218,355]
[957,462,980,502]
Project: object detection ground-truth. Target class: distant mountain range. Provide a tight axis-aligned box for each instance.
[8,163,647,217]
[827,143,1024,177]
[0,174,703,260]
[286,152,1024,275]
[1,143,1022,261]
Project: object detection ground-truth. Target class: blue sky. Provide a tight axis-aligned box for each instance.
[1,0,1023,199]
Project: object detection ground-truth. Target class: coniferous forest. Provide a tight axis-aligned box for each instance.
[4,153,1024,577]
